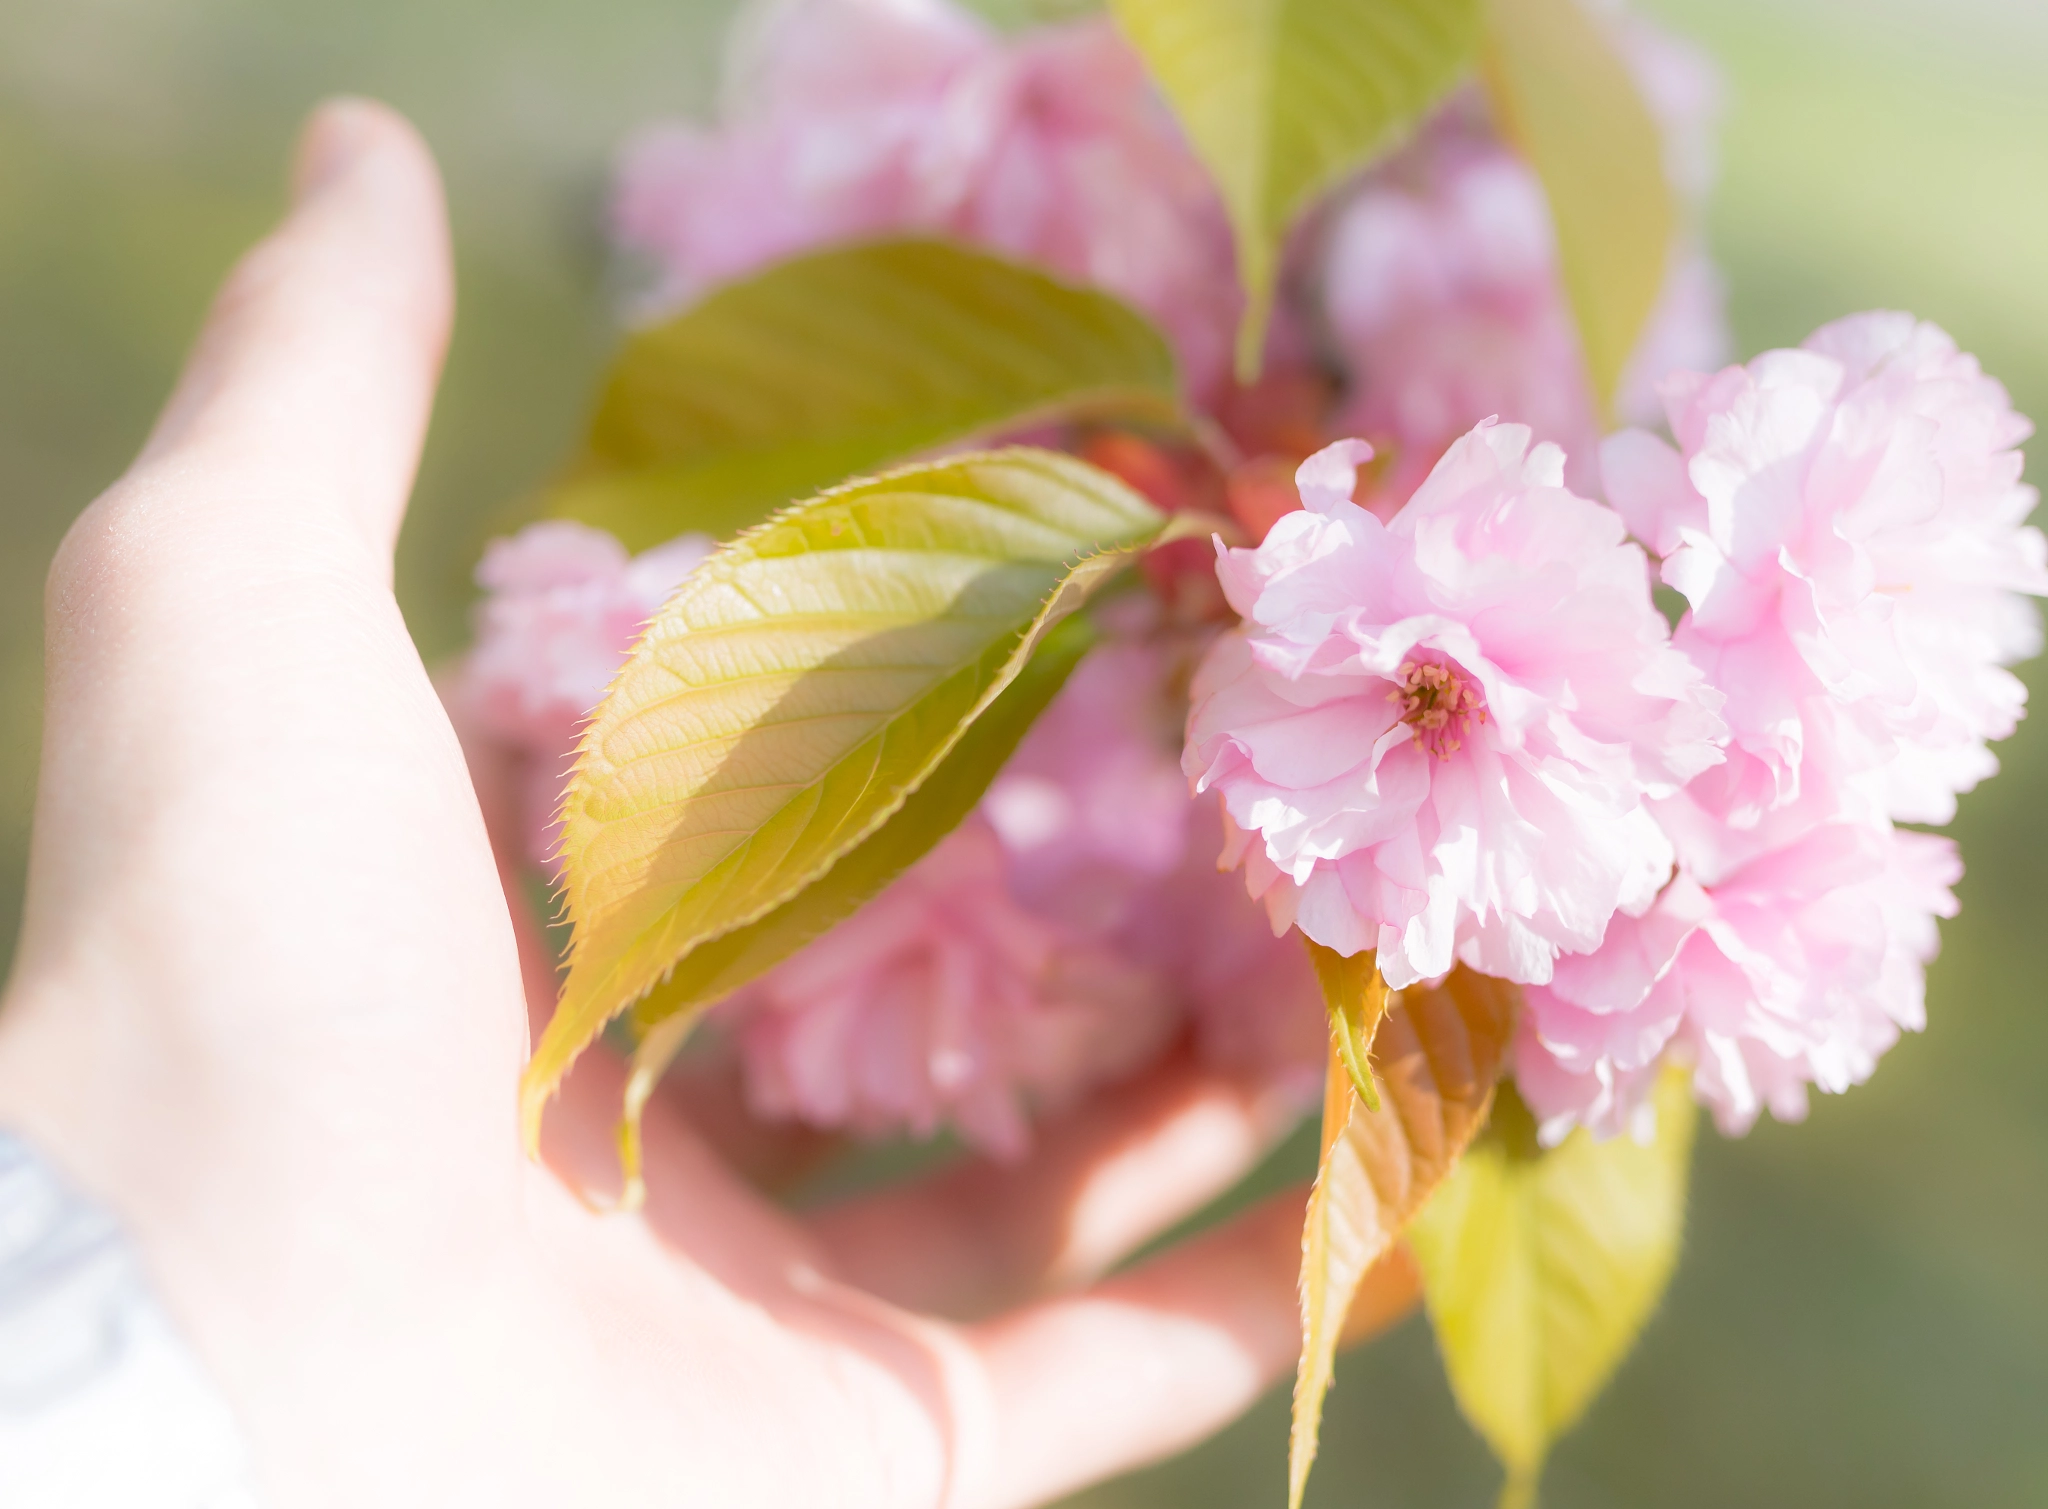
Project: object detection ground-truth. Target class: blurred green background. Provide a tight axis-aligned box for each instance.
[1,0,2043,1503]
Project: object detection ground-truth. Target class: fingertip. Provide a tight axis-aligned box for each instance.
[133,96,453,555]
[286,95,452,343]
[960,1192,1423,1508]
[963,1191,1307,1509]
[292,97,386,202]
[292,97,440,202]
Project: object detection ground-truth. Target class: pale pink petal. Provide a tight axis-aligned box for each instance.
[1187,422,1725,988]
[1617,313,2045,829]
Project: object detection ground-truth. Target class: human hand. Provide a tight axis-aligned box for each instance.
[0,100,1416,1508]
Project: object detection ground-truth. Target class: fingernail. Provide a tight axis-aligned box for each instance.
[291,97,380,204]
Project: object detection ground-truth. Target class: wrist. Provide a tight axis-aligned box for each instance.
[0,1126,266,1507]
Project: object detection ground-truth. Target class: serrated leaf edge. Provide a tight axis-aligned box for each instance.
[519,449,1164,1150]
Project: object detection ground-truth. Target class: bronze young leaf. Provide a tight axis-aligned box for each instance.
[1290,965,1518,1509]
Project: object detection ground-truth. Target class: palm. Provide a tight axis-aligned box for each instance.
[0,102,1412,1509]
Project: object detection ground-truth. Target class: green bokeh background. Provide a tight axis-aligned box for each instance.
[1,0,2043,1502]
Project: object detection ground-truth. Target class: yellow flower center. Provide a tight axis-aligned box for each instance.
[1388,659,1487,760]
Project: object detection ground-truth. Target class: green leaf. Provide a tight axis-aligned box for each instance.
[1482,0,1677,414]
[551,239,1184,550]
[1407,1070,1698,1509]
[520,449,1166,1149]
[606,613,1100,1202]
[1305,940,1387,1113]
[1106,0,1483,379]
[1291,966,1518,1509]
[626,611,1097,1039]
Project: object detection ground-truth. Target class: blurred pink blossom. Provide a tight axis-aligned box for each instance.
[1606,2,1723,207]
[987,628,1328,1089]
[726,814,1176,1160]
[461,520,712,869]
[1184,430,1725,990]
[614,0,1240,396]
[1323,138,1603,501]
[1516,817,1959,1140]
[982,635,1193,928]
[732,622,1325,1152]
[1122,795,1329,1095]
[1322,15,1728,503]
[1604,312,2048,828]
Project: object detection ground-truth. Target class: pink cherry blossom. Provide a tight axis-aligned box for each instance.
[1123,795,1330,1094]
[1184,430,1725,990]
[1323,137,1603,502]
[614,0,1240,396]
[1321,15,1728,503]
[461,520,712,868]
[1603,312,2047,827]
[1522,313,2036,1140]
[726,813,1176,1160]
[984,623,1327,1086]
[981,633,1194,931]
[727,620,1325,1152]
[1516,817,1960,1140]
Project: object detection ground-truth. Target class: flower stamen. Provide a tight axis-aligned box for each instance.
[1388,660,1487,759]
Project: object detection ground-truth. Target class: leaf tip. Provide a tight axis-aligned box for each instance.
[1285,1414,1317,1509]
[1307,938,1388,1113]
[614,1115,649,1215]
[517,1068,552,1161]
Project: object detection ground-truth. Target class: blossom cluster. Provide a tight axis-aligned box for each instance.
[1195,316,2041,1139]
[456,0,2040,1154]
[1517,314,2042,1138]
[1184,428,1725,992]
